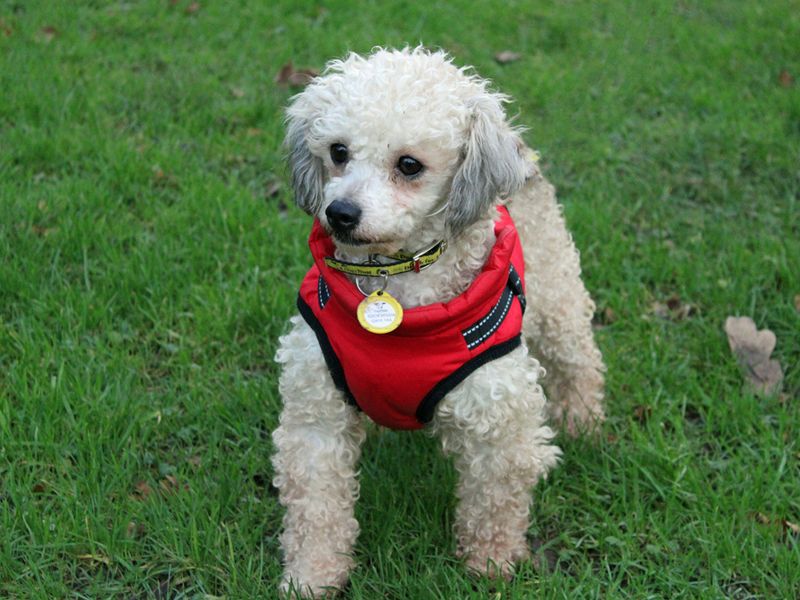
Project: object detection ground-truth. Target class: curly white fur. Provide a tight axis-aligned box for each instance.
[272,47,605,597]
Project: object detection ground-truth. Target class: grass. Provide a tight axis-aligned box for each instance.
[1,0,798,597]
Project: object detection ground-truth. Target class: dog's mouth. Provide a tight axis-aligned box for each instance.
[329,231,402,256]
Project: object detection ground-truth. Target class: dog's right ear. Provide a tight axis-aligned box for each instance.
[284,99,324,215]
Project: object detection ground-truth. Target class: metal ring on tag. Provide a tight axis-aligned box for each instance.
[356,269,389,297]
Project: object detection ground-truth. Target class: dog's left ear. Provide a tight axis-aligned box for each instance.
[284,96,325,215]
[446,94,531,236]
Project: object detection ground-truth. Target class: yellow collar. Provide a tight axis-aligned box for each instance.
[323,240,447,277]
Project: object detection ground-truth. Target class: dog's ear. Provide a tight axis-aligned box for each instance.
[284,97,325,215]
[446,93,530,236]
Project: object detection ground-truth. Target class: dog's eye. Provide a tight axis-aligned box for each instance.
[330,144,349,165]
[397,156,424,177]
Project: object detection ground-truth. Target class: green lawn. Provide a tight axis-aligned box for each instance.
[1,1,798,598]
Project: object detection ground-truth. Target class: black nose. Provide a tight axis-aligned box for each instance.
[325,199,361,233]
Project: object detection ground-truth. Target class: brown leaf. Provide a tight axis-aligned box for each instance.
[230,86,245,99]
[132,480,153,500]
[159,475,188,494]
[275,62,318,88]
[265,181,282,199]
[77,553,111,566]
[40,26,58,43]
[185,2,201,15]
[753,512,770,525]
[495,51,522,64]
[632,404,652,423]
[650,295,695,321]
[186,455,202,468]
[245,127,262,137]
[32,482,47,494]
[783,520,800,536]
[724,316,783,396]
[152,167,178,189]
[794,294,800,313]
[127,521,146,538]
[0,19,12,37]
[592,306,616,329]
[778,70,793,88]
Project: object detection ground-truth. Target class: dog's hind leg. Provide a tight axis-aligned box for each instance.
[509,179,606,436]
[272,316,366,598]
[432,349,561,577]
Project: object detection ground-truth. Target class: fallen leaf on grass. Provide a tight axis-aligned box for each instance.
[724,316,783,396]
[778,70,794,88]
[127,521,146,539]
[77,553,111,566]
[159,474,188,494]
[650,294,695,321]
[0,19,12,36]
[751,512,800,538]
[632,404,652,424]
[39,26,58,43]
[265,181,282,199]
[495,51,522,64]
[185,2,201,15]
[275,62,318,88]
[245,127,262,137]
[784,520,800,536]
[132,480,153,501]
[794,294,800,313]
[593,306,617,329]
[152,167,179,189]
[230,86,245,98]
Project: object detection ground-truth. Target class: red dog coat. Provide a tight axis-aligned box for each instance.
[297,206,526,430]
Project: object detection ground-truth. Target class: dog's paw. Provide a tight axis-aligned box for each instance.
[279,575,345,599]
[459,543,531,580]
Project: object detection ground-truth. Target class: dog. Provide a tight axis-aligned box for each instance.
[272,47,605,597]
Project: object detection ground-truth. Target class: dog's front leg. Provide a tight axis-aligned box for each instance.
[272,317,366,598]
[433,349,561,578]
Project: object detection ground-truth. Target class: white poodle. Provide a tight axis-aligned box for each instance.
[272,47,605,597]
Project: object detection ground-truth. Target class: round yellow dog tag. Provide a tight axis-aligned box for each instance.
[357,290,403,334]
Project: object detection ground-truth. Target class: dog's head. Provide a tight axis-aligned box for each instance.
[285,47,532,254]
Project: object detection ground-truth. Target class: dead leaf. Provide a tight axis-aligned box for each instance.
[127,521,146,538]
[185,2,201,15]
[592,306,616,329]
[778,70,794,88]
[651,294,695,321]
[40,25,58,43]
[159,474,188,494]
[495,51,522,64]
[32,482,47,494]
[783,520,800,536]
[0,19,12,37]
[230,86,245,98]
[132,480,153,501]
[186,455,201,468]
[31,225,57,237]
[275,62,318,88]
[724,316,784,396]
[753,512,770,525]
[265,181,281,199]
[245,127,262,137]
[152,167,178,189]
[77,553,111,566]
[632,404,652,423]
[794,294,800,313]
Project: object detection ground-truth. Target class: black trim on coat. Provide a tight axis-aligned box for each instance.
[414,335,521,424]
